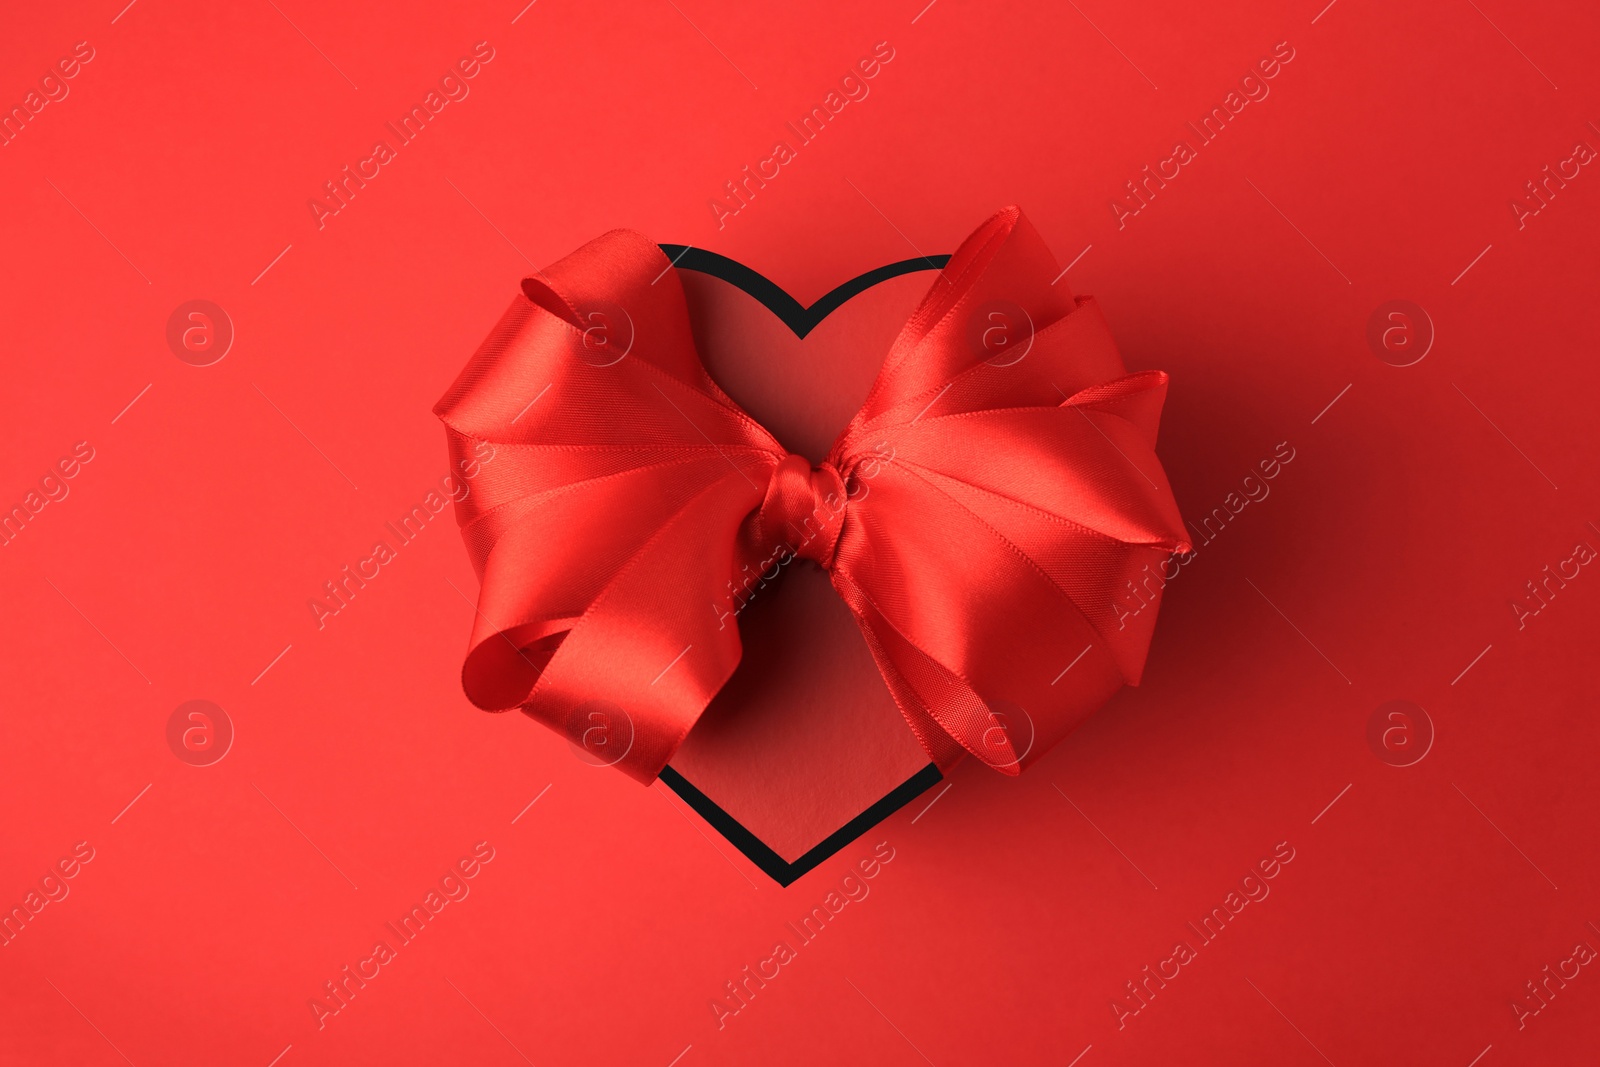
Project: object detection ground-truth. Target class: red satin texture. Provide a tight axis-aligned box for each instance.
[434,207,1190,785]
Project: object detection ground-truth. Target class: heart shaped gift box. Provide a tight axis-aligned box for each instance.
[434,209,1188,884]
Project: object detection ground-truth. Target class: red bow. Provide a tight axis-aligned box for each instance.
[434,207,1189,784]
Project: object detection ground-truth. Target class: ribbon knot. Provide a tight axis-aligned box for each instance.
[749,455,848,570]
[434,207,1191,784]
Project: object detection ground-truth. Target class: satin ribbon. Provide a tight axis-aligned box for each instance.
[434,207,1189,784]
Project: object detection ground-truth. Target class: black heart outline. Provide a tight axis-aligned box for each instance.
[658,245,950,338]
[657,243,951,887]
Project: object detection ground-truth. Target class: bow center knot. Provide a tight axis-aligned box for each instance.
[754,454,849,569]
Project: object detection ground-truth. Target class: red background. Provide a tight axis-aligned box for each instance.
[3,0,1598,1064]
